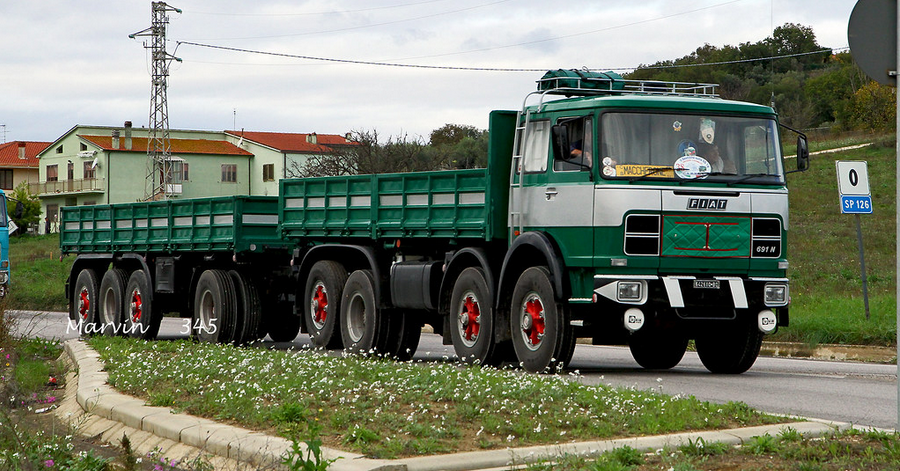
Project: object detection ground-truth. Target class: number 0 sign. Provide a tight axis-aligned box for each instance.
[836,161,872,214]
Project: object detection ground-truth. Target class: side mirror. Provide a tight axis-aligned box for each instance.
[796,134,809,172]
[551,124,570,160]
[14,201,23,219]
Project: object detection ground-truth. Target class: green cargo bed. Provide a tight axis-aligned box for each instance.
[60,196,289,255]
[279,169,498,241]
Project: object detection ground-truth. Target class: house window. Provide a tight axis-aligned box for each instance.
[83,161,95,180]
[221,164,237,183]
[0,170,13,190]
[80,143,87,151]
[165,160,189,183]
[67,161,74,180]
[263,164,275,182]
[47,164,58,182]
[55,145,63,154]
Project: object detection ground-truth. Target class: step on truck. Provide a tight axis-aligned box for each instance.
[61,70,809,373]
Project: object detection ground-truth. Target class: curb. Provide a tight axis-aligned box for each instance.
[61,339,858,471]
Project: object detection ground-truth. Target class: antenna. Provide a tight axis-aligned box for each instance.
[130,2,182,200]
[0,125,6,144]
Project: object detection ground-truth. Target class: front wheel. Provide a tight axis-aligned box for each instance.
[695,321,763,374]
[449,267,503,366]
[628,328,688,370]
[509,267,571,373]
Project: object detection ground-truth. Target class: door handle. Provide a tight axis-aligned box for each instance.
[545,187,558,200]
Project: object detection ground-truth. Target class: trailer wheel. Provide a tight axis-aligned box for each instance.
[628,328,688,370]
[229,270,262,345]
[124,270,162,340]
[383,310,422,361]
[193,270,238,344]
[695,321,763,374]
[340,269,385,354]
[98,269,128,337]
[510,267,570,373]
[450,267,502,366]
[71,269,100,337]
[265,305,301,342]
[304,261,348,349]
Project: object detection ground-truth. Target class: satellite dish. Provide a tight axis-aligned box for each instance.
[91,157,99,169]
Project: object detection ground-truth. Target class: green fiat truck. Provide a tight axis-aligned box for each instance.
[61,70,808,373]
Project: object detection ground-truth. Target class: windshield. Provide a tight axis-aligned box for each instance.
[599,112,783,183]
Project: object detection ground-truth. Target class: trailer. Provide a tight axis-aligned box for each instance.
[61,71,809,373]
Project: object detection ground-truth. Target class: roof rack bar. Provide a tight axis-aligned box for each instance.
[535,72,719,98]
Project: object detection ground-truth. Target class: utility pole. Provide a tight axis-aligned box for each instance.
[130,2,181,200]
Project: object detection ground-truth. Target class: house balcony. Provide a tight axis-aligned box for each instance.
[29,178,106,196]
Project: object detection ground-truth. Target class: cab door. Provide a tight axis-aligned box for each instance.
[511,115,595,268]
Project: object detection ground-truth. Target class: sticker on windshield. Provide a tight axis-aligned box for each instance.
[699,118,716,144]
[674,155,711,179]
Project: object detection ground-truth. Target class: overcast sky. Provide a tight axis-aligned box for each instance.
[1,0,858,143]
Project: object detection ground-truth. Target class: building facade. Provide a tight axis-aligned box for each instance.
[33,124,354,234]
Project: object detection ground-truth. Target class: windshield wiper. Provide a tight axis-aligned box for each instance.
[628,167,676,183]
[726,173,780,186]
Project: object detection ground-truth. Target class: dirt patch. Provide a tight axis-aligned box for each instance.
[761,341,897,364]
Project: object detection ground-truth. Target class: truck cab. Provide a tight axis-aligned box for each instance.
[506,71,809,373]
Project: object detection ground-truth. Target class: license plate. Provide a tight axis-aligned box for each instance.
[693,279,720,289]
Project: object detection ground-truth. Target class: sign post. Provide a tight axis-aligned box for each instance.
[836,161,872,320]
[848,0,899,429]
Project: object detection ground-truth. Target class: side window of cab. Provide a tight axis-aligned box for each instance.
[552,116,593,172]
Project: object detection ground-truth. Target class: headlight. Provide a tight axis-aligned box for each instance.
[617,281,643,301]
[764,283,788,306]
[0,271,9,283]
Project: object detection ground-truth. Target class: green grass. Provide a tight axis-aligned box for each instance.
[523,428,900,471]
[7,234,71,311]
[776,136,898,346]
[89,336,784,460]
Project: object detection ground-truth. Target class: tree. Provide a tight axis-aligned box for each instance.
[6,182,41,236]
[429,124,483,148]
[289,130,446,178]
[845,82,897,132]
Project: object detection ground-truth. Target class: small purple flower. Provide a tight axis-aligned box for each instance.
[44,459,54,467]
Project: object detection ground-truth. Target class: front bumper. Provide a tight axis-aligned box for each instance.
[593,274,789,324]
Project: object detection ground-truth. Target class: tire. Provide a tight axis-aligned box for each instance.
[192,269,237,344]
[303,261,348,349]
[123,270,162,339]
[628,328,688,370]
[382,310,422,361]
[509,267,571,373]
[98,269,127,337]
[340,269,386,354]
[695,321,764,374]
[449,267,502,366]
[229,270,262,345]
[70,269,99,337]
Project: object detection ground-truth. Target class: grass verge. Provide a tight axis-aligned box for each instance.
[90,336,784,460]
[7,234,71,312]
[524,427,900,471]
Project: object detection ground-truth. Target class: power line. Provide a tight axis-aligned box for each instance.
[176,40,844,73]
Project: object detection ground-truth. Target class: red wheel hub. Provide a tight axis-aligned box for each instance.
[312,284,328,325]
[131,291,142,323]
[461,295,480,341]
[78,288,90,320]
[522,296,545,347]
